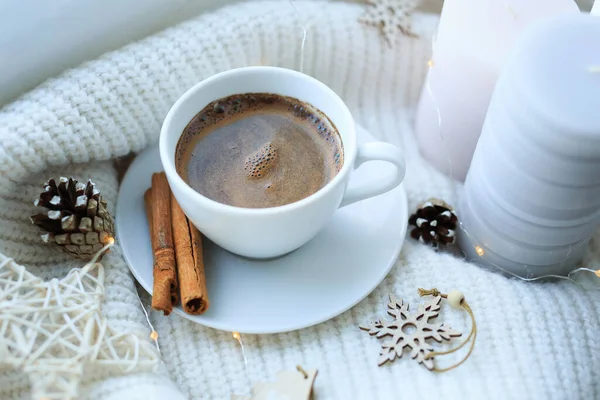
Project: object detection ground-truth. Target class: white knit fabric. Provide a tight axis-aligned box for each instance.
[0,2,599,399]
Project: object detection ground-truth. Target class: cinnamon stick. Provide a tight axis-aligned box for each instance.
[146,173,178,315]
[171,193,209,315]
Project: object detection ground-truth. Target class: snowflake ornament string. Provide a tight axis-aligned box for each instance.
[359,0,421,46]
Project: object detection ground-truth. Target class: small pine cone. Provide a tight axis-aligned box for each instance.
[30,177,115,260]
[408,199,458,247]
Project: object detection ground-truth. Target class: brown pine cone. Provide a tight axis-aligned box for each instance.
[408,199,458,247]
[30,177,115,260]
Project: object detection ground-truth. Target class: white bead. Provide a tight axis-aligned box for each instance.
[447,290,465,309]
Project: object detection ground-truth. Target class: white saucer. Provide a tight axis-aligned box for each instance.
[116,126,407,334]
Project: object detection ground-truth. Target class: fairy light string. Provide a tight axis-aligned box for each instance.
[462,229,600,285]
[232,331,248,371]
[101,235,161,351]
[138,293,160,352]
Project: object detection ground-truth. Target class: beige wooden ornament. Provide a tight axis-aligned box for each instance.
[359,0,421,45]
[360,294,461,370]
[233,366,317,400]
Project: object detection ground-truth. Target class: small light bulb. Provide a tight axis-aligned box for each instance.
[595,270,600,278]
[108,237,115,245]
[427,59,435,68]
[475,246,485,257]
[150,330,159,341]
[232,332,241,340]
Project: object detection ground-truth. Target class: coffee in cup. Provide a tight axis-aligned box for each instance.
[175,93,344,208]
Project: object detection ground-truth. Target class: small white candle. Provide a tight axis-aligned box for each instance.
[414,0,579,181]
[457,13,600,277]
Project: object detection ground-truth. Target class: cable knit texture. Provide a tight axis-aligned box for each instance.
[0,2,598,399]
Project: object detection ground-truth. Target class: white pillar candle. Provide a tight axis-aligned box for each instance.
[414,0,579,181]
[457,13,600,277]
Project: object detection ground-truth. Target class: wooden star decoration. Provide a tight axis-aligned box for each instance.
[0,252,159,399]
[232,366,318,400]
[360,294,461,370]
[359,0,421,46]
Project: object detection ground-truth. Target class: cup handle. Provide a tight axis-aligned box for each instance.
[339,142,406,208]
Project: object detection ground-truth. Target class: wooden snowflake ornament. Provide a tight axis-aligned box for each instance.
[359,0,421,45]
[360,294,461,370]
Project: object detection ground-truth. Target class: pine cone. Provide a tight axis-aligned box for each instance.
[30,177,115,260]
[408,199,458,247]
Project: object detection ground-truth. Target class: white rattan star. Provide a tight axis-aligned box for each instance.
[359,0,421,45]
[0,250,158,399]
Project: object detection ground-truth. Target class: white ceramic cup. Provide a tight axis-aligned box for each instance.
[160,67,405,258]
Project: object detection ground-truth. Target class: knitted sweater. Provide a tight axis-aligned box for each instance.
[0,2,598,399]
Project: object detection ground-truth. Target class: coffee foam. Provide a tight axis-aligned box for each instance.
[244,142,279,179]
[175,93,344,208]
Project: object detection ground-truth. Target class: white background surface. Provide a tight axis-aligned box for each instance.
[0,0,451,106]
[0,0,226,105]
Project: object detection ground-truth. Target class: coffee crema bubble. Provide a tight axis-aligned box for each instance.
[244,142,279,179]
[175,93,343,209]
